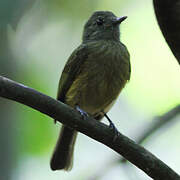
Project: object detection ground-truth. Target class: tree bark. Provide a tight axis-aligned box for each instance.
[0,76,179,180]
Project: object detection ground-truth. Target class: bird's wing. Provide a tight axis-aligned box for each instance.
[126,50,131,81]
[57,44,88,102]
[120,43,131,81]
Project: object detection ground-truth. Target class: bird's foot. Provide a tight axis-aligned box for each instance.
[76,105,89,119]
[104,113,119,141]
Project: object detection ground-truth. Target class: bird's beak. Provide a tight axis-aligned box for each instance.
[112,16,127,25]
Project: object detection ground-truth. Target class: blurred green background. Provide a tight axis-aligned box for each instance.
[0,0,180,179]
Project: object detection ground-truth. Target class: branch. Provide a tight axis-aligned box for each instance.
[119,105,180,164]
[88,105,180,180]
[153,0,180,64]
[0,76,179,180]
[136,105,180,144]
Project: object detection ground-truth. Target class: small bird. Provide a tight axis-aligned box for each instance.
[50,11,131,171]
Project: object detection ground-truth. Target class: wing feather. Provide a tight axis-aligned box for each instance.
[57,44,88,102]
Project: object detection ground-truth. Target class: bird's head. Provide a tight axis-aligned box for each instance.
[82,11,127,42]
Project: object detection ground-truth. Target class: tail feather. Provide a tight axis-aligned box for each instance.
[50,125,77,171]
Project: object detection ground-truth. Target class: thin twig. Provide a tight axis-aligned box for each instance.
[137,105,180,144]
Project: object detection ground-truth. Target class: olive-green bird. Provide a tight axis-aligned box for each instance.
[50,11,131,171]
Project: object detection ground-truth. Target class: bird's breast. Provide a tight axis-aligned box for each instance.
[66,40,130,115]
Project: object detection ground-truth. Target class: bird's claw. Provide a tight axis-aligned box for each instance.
[76,105,89,119]
[104,113,119,141]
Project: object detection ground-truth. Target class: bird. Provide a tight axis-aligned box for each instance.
[50,11,131,171]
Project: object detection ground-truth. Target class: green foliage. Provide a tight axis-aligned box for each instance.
[43,0,97,20]
[15,70,56,157]
[0,0,36,28]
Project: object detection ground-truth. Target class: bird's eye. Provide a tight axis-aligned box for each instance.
[96,17,104,25]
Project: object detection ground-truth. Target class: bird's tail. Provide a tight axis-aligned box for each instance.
[50,125,77,171]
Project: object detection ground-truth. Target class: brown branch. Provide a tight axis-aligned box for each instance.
[0,75,179,180]
[119,105,180,165]
[88,105,180,179]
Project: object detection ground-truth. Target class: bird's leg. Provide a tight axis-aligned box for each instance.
[75,105,89,119]
[104,113,119,141]
[104,113,118,131]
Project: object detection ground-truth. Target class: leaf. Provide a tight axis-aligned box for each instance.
[153,0,180,65]
[0,0,36,29]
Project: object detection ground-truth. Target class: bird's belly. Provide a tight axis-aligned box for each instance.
[65,70,126,116]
